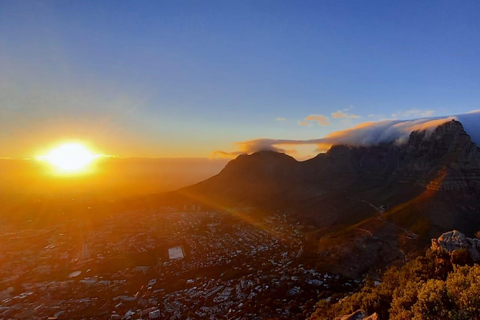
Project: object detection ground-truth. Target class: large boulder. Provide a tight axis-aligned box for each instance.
[431,230,480,261]
[335,310,379,320]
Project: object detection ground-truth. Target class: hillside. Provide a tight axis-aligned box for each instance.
[310,230,480,320]
[166,120,480,277]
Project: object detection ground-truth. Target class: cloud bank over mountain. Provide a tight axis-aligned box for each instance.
[213,111,480,158]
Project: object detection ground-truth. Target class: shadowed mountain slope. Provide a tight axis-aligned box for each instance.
[181,120,480,227]
[160,120,480,276]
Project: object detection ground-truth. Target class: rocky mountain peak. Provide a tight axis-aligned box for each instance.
[397,120,480,190]
[407,120,480,162]
[218,150,298,181]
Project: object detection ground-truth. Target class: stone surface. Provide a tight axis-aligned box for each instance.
[431,230,480,262]
[334,309,368,320]
[334,310,379,320]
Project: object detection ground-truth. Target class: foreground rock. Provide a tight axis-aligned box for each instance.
[431,230,480,261]
[334,310,379,320]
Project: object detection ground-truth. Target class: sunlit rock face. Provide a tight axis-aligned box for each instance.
[400,120,480,191]
[325,120,480,191]
[431,230,480,262]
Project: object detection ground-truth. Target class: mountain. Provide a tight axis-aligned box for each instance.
[170,120,480,277]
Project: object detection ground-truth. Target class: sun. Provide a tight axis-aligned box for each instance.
[38,143,99,173]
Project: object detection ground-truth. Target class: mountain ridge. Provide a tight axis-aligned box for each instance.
[164,119,480,277]
[182,119,480,213]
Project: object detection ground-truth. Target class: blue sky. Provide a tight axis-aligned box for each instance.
[1,0,480,158]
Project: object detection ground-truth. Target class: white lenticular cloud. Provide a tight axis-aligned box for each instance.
[212,111,480,157]
[312,116,461,151]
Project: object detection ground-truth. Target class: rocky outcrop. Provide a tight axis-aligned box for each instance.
[334,310,379,320]
[431,230,480,261]
[401,120,480,191]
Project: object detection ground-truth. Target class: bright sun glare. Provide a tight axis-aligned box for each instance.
[38,143,99,173]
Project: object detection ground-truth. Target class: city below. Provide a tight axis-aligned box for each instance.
[0,207,354,320]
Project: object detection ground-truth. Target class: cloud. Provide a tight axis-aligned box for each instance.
[216,112,480,157]
[299,114,330,126]
[391,109,435,119]
[313,117,457,151]
[210,139,288,159]
[236,139,288,153]
[299,110,360,127]
[275,117,287,121]
[331,110,361,119]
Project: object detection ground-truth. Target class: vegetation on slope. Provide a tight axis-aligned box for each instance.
[310,247,480,320]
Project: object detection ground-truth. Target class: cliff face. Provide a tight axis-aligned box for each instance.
[304,120,480,191]
[399,120,480,191]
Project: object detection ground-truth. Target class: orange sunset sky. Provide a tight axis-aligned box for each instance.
[2,1,480,160]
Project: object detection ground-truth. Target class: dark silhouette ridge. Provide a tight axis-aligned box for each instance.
[180,120,480,220]
[152,120,480,276]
